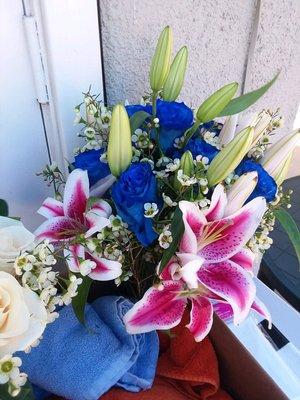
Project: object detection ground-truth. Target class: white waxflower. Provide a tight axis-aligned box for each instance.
[144,203,159,218]
[198,178,208,186]
[132,129,150,148]
[33,241,56,266]
[14,254,36,275]
[198,198,211,209]
[100,152,108,163]
[79,259,96,276]
[84,126,96,140]
[162,193,177,207]
[177,170,197,186]
[154,170,169,179]
[156,156,171,168]
[159,229,173,249]
[165,158,180,172]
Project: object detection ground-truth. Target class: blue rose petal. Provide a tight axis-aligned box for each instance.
[236,159,277,202]
[112,163,159,247]
[184,138,219,161]
[73,149,110,187]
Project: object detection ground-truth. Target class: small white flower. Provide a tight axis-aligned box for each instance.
[144,203,159,218]
[162,193,177,207]
[177,170,197,186]
[159,229,173,249]
[79,259,96,276]
[153,117,159,124]
[100,152,108,163]
[84,126,95,140]
[154,170,169,179]
[14,254,36,275]
[156,156,171,168]
[165,158,180,172]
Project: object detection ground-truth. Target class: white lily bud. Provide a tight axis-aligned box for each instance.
[238,110,272,146]
[261,130,300,181]
[219,114,239,146]
[224,172,258,216]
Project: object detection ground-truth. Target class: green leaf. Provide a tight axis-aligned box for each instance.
[72,275,92,325]
[158,206,184,274]
[129,111,151,133]
[0,382,35,400]
[274,207,300,267]
[218,73,279,117]
[0,199,8,216]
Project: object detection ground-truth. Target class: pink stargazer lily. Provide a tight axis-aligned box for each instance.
[35,169,122,281]
[124,184,269,341]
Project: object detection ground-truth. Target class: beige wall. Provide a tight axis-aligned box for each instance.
[99,0,300,174]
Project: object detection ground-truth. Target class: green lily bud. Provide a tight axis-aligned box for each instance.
[107,104,132,177]
[180,150,194,175]
[162,46,188,101]
[150,26,173,92]
[273,153,293,186]
[196,82,238,123]
[174,150,194,191]
[207,127,254,186]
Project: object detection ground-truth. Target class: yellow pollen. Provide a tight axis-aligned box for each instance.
[198,219,234,249]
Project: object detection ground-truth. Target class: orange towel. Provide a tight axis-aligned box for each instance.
[51,314,232,400]
[101,313,232,400]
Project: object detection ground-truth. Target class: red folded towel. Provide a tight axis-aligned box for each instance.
[101,313,232,400]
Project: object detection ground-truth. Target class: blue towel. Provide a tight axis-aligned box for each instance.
[20,296,159,400]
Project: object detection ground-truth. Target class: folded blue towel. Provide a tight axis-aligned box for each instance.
[20,296,159,400]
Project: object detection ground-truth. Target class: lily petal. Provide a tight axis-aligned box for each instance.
[198,260,256,325]
[199,196,267,262]
[84,211,111,237]
[90,199,112,218]
[252,297,272,328]
[34,217,78,242]
[37,197,64,219]
[213,301,233,321]
[87,253,122,281]
[63,169,89,223]
[204,184,227,221]
[179,257,205,289]
[90,174,116,197]
[124,281,186,334]
[230,247,255,274]
[187,297,213,342]
[179,201,207,254]
[159,259,181,281]
[64,244,85,273]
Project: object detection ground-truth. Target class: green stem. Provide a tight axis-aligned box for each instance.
[152,91,164,156]
[180,119,202,148]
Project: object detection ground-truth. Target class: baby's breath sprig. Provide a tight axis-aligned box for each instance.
[37,163,66,201]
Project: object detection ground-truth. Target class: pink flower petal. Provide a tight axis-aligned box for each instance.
[37,197,64,219]
[63,169,89,223]
[213,301,233,321]
[64,244,85,273]
[159,259,181,281]
[179,201,207,254]
[90,199,112,218]
[87,253,122,281]
[230,247,255,274]
[34,217,79,242]
[198,260,256,325]
[124,281,186,334]
[204,184,227,221]
[199,196,267,262]
[252,297,272,328]
[84,211,111,237]
[187,297,213,341]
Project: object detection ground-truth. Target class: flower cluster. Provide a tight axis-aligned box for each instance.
[1,25,299,399]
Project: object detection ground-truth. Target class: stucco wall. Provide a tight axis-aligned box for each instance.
[100,0,300,138]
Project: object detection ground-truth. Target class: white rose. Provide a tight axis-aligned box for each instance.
[0,272,47,358]
[0,217,35,273]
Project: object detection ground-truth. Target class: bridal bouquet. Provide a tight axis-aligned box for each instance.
[1,26,299,399]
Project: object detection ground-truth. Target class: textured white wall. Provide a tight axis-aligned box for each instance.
[99,0,300,137]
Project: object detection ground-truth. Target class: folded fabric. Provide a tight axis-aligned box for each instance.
[20,296,159,400]
[100,311,232,400]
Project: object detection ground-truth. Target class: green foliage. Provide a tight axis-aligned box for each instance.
[218,73,279,117]
[0,382,35,400]
[72,275,92,325]
[274,207,300,267]
[130,111,151,133]
[158,207,184,274]
[0,199,9,216]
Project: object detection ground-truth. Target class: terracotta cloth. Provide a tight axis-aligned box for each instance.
[52,314,231,400]
[100,313,232,400]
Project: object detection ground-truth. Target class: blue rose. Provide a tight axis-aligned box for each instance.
[236,159,277,202]
[156,100,193,153]
[126,100,193,154]
[125,104,152,118]
[184,138,219,161]
[73,149,110,187]
[111,163,159,246]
